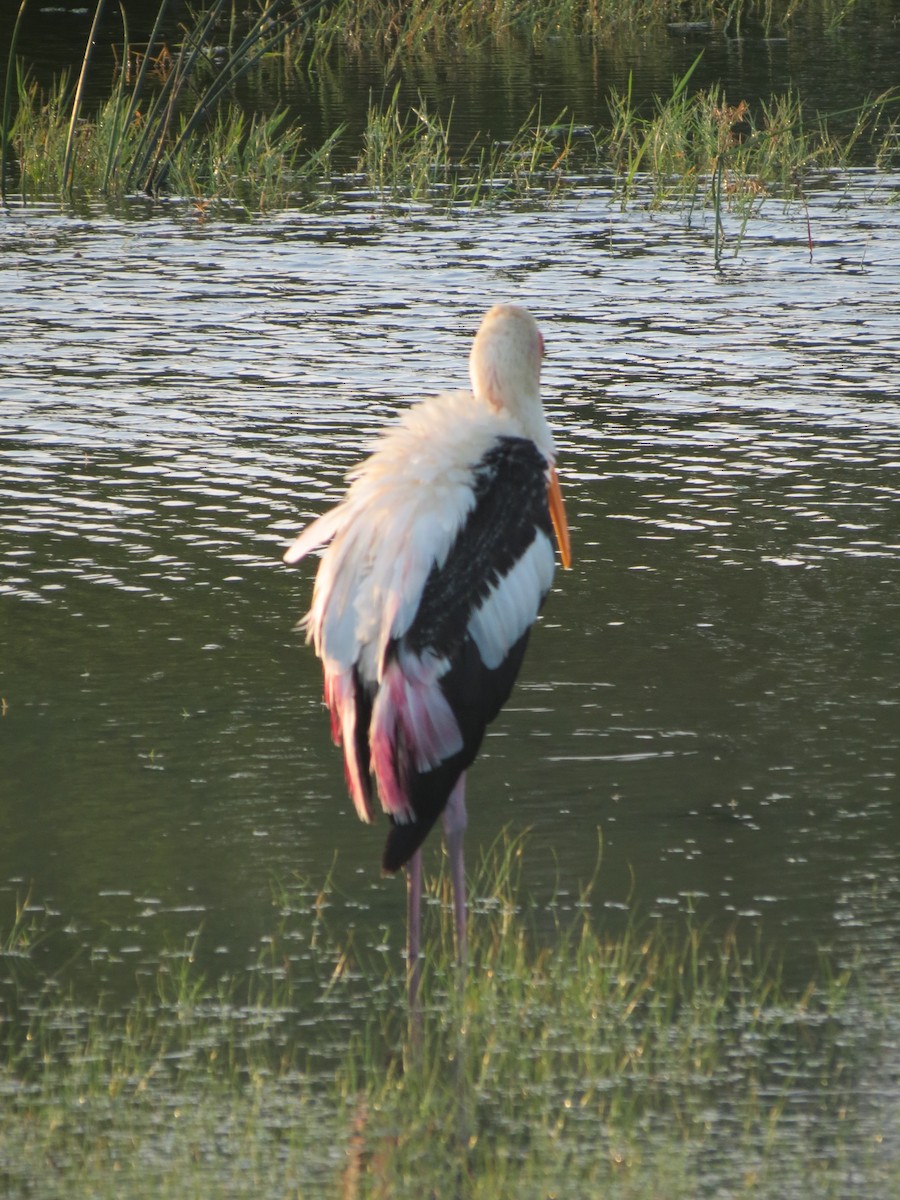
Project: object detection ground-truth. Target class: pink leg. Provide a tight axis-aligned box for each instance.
[406,847,423,1013]
[442,775,468,966]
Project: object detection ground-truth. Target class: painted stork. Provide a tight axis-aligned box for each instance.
[283,304,571,1005]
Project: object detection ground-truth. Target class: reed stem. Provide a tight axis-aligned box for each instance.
[1,0,31,203]
[62,0,108,195]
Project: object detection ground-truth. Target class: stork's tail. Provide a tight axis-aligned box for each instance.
[380,755,468,874]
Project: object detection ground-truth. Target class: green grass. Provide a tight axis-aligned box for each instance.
[0,0,896,214]
[5,64,343,209]
[5,61,894,217]
[356,85,574,206]
[606,69,898,202]
[1,0,337,206]
[1,840,895,1198]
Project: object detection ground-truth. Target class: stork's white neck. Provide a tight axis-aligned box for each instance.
[468,304,554,461]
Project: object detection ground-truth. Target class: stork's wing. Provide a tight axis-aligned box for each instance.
[379,437,556,872]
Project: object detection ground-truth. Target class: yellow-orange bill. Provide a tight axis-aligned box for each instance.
[547,465,572,569]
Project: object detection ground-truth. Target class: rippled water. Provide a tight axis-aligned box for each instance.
[1,175,899,1016]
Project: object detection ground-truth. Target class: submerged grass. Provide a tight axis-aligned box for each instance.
[1,839,895,1198]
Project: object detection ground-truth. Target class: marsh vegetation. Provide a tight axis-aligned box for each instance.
[2,843,893,1198]
[1,0,897,211]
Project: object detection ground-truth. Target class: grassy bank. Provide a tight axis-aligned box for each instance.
[1,844,895,1198]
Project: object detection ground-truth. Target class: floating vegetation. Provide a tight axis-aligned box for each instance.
[0,839,895,1198]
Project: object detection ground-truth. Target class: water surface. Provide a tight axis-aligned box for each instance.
[2,176,899,1009]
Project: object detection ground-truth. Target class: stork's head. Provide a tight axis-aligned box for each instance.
[469,304,571,568]
[469,304,551,458]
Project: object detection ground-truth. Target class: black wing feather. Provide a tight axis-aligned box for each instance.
[381,436,552,873]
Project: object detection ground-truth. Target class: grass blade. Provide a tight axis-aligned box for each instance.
[670,49,704,103]
[106,0,171,188]
[100,2,129,193]
[1,0,31,203]
[137,0,227,193]
[713,152,725,265]
[62,0,108,195]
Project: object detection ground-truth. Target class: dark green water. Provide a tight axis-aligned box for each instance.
[2,175,899,1010]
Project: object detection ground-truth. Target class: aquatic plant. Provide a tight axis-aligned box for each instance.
[353,68,896,224]
[1,0,334,207]
[6,66,339,209]
[603,69,898,260]
[607,75,858,204]
[356,85,575,206]
[357,84,457,202]
[0,0,895,219]
[0,889,45,960]
[1,839,893,1198]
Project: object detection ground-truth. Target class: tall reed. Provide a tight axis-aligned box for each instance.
[0,0,31,202]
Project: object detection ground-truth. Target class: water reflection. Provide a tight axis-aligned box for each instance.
[1,176,899,1008]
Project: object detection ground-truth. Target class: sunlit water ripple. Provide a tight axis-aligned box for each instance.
[1,176,899,1016]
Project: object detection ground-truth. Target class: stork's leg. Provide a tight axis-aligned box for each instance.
[406,847,423,1014]
[442,775,468,965]
[441,779,472,1152]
